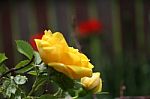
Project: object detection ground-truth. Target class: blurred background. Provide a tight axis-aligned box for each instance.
[0,0,150,98]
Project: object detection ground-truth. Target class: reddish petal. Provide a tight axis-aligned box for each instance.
[29,33,43,50]
[77,19,103,37]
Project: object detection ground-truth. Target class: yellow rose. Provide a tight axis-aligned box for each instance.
[35,30,94,79]
[81,72,102,94]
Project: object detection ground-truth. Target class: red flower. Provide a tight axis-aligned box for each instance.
[77,19,103,37]
[29,33,43,50]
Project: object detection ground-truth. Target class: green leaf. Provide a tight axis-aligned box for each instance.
[0,53,7,66]
[34,51,42,65]
[11,88,26,99]
[13,89,22,99]
[39,94,57,99]
[0,77,18,98]
[0,76,27,99]
[15,60,34,73]
[16,40,33,59]
[7,83,17,94]
[14,75,28,85]
[27,71,38,76]
[1,79,10,90]
[6,87,12,98]
[0,64,9,76]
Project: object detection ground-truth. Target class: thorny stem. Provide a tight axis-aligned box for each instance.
[0,56,34,80]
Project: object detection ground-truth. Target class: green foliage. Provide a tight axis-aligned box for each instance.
[34,51,42,65]
[57,74,75,91]
[27,71,38,76]
[0,54,9,77]
[0,75,27,98]
[16,40,33,59]
[39,94,57,99]
[49,68,75,91]
[15,60,34,73]
[33,75,47,92]
[0,53,7,66]
[0,64,9,76]
[14,75,28,85]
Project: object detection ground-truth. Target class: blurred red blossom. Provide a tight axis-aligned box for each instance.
[77,19,103,37]
[29,33,43,50]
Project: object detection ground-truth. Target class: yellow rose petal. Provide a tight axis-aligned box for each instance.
[81,72,102,93]
[42,47,61,63]
[67,65,92,79]
[44,30,52,36]
[47,32,68,47]
[48,63,74,78]
[42,30,52,41]
[88,73,100,88]
[62,52,81,65]
[35,30,94,79]
[92,78,102,93]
